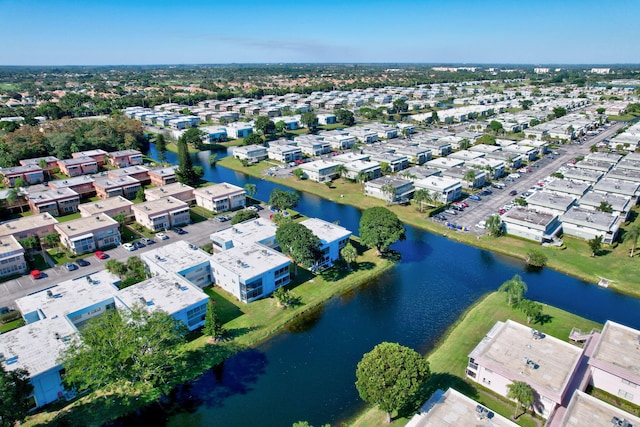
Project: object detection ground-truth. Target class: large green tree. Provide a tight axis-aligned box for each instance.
[155,133,167,163]
[498,274,528,306]
[243,133,264,146]
[268,188,299,212]
[176,138,198,185]
[0,364,34,427]
[275,221,321,274]
[335,109,355,126]
[60,305,188,397]
[355,342,430,424]
[254,116,275,136]
[301,112,318,132]
[231,209,259,224]
[506,381,535,419]
[203,301,226,341]
[359,207,406,255]
[180,128,207,150]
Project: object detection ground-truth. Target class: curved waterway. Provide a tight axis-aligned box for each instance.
[115,145,640,427]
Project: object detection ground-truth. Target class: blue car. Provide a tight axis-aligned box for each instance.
[469,195,482,201]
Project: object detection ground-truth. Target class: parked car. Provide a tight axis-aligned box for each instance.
[452,204,464,211]
[434,214,447,221]
[95,251,108,259]
[123,243,136,251]
[156,232,168,240]
[492,182,506,189]
[133,240,146,249]
[63,262,77,271]
[76,258,90,267]
[173,227,187,235]
[140,237,154,245]
[469,195,481,201]
[509,190,518,196]
[498,209,506,215]
[444,208,457,215]
[30,270,42,279]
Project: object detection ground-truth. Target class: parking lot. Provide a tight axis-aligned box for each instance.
[430,122,625,235]
[0,204,276,309]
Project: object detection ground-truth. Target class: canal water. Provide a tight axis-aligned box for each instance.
[122,145,640,427]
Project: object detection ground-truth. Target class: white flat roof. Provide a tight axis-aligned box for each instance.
[590,320,640,382]
[0,235,24,257]
[406,388,518,427]
[0,315,77,377]
[212,244,289,280]
[132,196,189,215]
[78,196,133,215]
[210,218,277,248]
[117,273,208,316]
[193,182,244,199]
[0,212,58,237]
[141,241,212,274]
[299,218,351,245]
[558,390,640,427]
[55,214,118,237]
[15,270,121,319]
[144,182,194,199]
[470,320,583,400]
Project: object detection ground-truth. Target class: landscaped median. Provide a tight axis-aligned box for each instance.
[23,238,394,427]
[217,155,640,297]
[347,291,602,427]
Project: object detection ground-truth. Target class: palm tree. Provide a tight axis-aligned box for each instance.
[624,224,640,258]
[335,164,348,182]
[507,381,535,419]
[340,243,358,271]
[413,189,428,213]
[6,187,24,214]
[463,170,477,188]
[486,214,503,237]
[498,274,527,306]
[380,183,397,205]
[588,235,603,257]
[356,171,369,190]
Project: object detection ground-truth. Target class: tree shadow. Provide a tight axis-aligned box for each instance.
[352,261,375,271]
[381,249,402,262]
[534,314,553,326]
[286,305,325,334]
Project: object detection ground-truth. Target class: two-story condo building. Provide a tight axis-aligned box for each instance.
[27,187,80,216]
[132,197,190,232]
[194,183,246,213]
[0,235,28,279]
[107,150,143,168]
[55,214,120,254]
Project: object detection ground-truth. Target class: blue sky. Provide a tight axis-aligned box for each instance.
[2,0,638,65]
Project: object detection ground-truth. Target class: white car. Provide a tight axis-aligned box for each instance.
[122,243,136,251]
[155,232,168,240]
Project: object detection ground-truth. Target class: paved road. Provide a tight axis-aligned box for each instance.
[0,204,273,310]
[430,122,626,235]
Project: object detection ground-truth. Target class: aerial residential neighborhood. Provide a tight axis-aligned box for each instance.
[1,1,640,427]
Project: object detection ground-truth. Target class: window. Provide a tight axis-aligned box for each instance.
[622,379,638,388]
[618,389,634,400]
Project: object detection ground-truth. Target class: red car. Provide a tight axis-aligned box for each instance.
[30,270,42,279]
[498,209,506,215]
[94,250,108,260]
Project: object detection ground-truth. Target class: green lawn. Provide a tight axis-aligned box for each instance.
[0,318,25,333]
[28,253,50,270]
[56,212,82,222]
[349,292,602,427]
